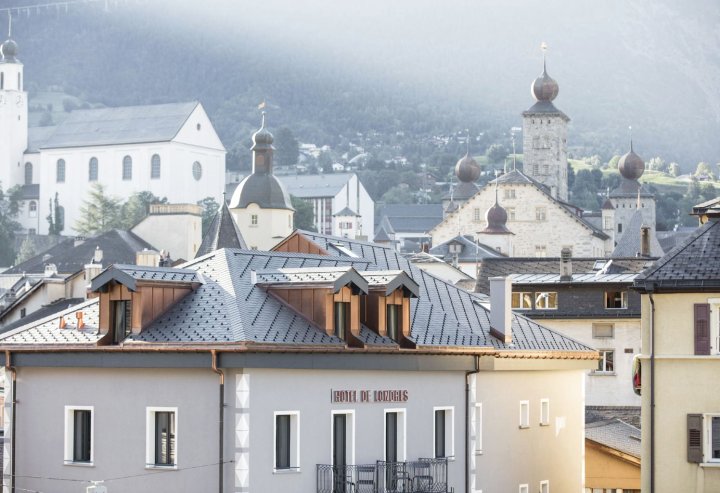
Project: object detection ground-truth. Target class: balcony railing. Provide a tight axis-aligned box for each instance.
[317,458,452,493]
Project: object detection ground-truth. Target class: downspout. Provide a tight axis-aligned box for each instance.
[465,355,480,493]
[211,350,225,493]
[648,289,656,493]
[5,350,16,493]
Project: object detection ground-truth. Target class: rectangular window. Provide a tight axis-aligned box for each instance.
[535,245,547,257]
[433,407,454,459]
[386,304,400,341]
[473,208,481,221]
[511,292,532,310]
[592,323,615,338]
[519,484,529,493]
[535,207,547,221]
[540,480,549,493]
[603,216,613,229]
[618,223,623,233]
[274,411,300,471]
[384,409,406,462]
[605,290,628,309]
[334,301,349,340]
[504,189,516,199]
[474,403,483,454]
[540,399,550,426]
[331,411,355,468]
[251,214,258,226]
[535,292,557,309]
[519,401,529,429]
[146,407,177,468]
[596,350,614,373]
[111,300,132,344]
[64,406,93,465]
[506,207,516,221]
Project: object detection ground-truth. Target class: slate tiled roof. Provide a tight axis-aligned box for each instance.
[430,235,505,262]
[333,207,359,217]
[477,257,653,293]
[586,406,641,429]
[635,218,720,291]
[39,102,199,149]
[108,264,201,283]
[510,273,639,284]
[26,125,57,153]
[609,177,654,199]
[3,229,155,275]
[611,210,664,258]
[585,418,641,459]
[298,231,594,353]
[656,227,696,253]
[0,299,101,345]
[278,173,353,198]
[195,201,247,258]
[522,100,569,120]
[0,298,85,334]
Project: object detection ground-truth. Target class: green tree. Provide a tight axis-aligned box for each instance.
[485,144,507,164]
[648,156,667,173]
[380,185,415,204]
[668,162,680,177]
[317,151,333,174]
[695,162,716,181]
[0,186,21,266]
[275,127,300,167]
[607,155,621,169]
[197,197,220,236]
[75,184,123,236]
[291,196,315,231]
[14,236,36,264]
[121,191,167,229]
[46,192,64,235]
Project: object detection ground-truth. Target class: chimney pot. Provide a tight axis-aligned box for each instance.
[489,276,512,344]
[640,225,651,257]
[560,247,572,280]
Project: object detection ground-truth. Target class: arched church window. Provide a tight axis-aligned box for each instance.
[24,162,32,185]
[89,157,98,182]
[29,201,37,218]
[56,159,66,183]
[17,73,21,90]
[0,72,4,90]
[151,154,161,179]
[122,156,132,180]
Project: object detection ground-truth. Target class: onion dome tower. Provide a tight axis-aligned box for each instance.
[442,149,480,215]
[521,43,570,201]
[476,182,514,256]
[0,29,28,196]
[229,112,294,250]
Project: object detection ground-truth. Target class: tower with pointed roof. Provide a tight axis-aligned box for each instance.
[0,32,28,192]
[229,113,294,250]
[522,45,569,201]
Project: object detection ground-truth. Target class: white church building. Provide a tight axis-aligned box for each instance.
[0,37,225,236]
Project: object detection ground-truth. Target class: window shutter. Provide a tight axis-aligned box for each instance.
[687,414,703,463]
[694,304,711,355]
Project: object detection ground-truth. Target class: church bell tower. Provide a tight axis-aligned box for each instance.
[0,32,28,192]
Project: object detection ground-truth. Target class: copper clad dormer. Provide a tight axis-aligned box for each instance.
[90,264,203,345]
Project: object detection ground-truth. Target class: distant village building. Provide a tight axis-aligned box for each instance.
[0,38,225,236]
[374,204,444,252]
[278,172,374,239]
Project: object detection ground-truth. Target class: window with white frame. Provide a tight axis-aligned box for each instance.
[540,480,549,493]
[506,207,516,221]
[604,290,628,309]
[433,407,454,459]
[384,409,407,462]
[473,208,481,222]
[535,292,557,309]
[330,411,355,468]
[595,350,614,373]
[274,411,300,472]
[519,484,529,493]
[519,401,529,429]
[540,399,550,426]
[707,298,720,355]
[28,201,37,218]
[592,323,614,339]
[535,245,547,257]
[64,406,93,465]
[251,214,258,226]
[146,407,177,468]
[511,292,532,310]
[474,403,483,454]
[535,207,547,221]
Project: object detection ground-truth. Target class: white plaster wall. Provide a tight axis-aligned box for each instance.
[432,183,607,257]
[0,64,28,191]
[331,174,374,239]
[232,203,293,251]
[539,318,642,407]
[473,369,586,493]
[132,210,202,261]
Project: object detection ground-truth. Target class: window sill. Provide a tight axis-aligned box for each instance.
[273,468,301,474]
[474,450,483,456]
[518,425,530,430]
[539,423,550,427]
[700,462,720,468]
[591,371,616,376]
[64,461,94,467]
[145,464,178,471]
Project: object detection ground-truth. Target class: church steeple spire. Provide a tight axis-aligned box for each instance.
[251,111,274,175]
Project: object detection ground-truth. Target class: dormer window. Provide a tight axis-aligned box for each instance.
[386,304,400,341]
[111,300,132,344]
[334,301,349,339]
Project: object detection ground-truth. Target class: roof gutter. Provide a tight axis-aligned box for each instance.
[465,355,480,493]
[5,350,16,493]
[648,287,656,493]
[210,350,225,493]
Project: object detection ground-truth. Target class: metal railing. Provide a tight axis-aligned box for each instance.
[317,458,451,493]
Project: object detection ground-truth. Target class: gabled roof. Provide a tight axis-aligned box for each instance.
[0,297,85,334]
[38,102,199,149]
[278,173,354,198]
[585,419,641,460]
[91,264,201,292]
[253,266,368,294]
[333,207,359,217]
[360,270,420,297]
[2,229,155,276]
[634,218,720,291]
[195,201,247,258]
[26,125,57,153]
[611,211,664,258]
[430,235,505,262]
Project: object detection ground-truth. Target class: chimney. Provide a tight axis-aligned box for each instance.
[489,276,512,344]
[44,263,58,277]
[93,246,103,263]
[640,225,650,257]
[136,249,161,267]
[84,263,103,287]
[560,247,572,281]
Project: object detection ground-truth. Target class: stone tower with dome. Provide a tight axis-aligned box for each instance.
[521,49,569,201]
[442,151,481,217]
[0,36,28,193]
[229,113,294,250]
[602,141,657,249]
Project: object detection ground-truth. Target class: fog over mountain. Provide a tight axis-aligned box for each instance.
[7,0,720,166]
